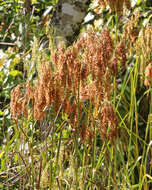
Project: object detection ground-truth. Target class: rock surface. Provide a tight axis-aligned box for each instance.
[51,0,90,44]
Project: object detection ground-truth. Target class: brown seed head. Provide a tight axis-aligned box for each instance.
[144,63,152,86]
[98,102,118,144]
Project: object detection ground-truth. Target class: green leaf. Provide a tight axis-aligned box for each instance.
[0,110,3,116]
[9,70,22,77]
[0,150,4,159]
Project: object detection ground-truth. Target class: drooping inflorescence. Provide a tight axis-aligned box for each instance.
[10,28,126,143]
[94,0,131,15]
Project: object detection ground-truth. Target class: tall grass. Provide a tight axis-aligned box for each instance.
[0,1,152,189]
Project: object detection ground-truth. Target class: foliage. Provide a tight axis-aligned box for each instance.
[0,0,152,189]
[0,0,58,50]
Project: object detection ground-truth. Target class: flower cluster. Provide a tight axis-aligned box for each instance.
[10,28,126,143]
[98,102,118,144]
[136,25,152,62]
[10,83,32,121]
[94,0,131,15]
[144,63,152,87]
[123,9,140,48]
[123,11,152,86]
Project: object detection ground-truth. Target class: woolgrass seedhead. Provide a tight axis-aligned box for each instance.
[115,41,126,71]
[144,63,152,87]
[94,0,131,15]
[123,9,140,52]
[134,25,152,84]
[10,28,124,144]
[10,84,30,121]
[136,25,152,61]
[98,102,118,144]
[80,124,94,146]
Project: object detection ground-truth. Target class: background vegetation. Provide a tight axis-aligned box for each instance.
[0,0,152,189]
